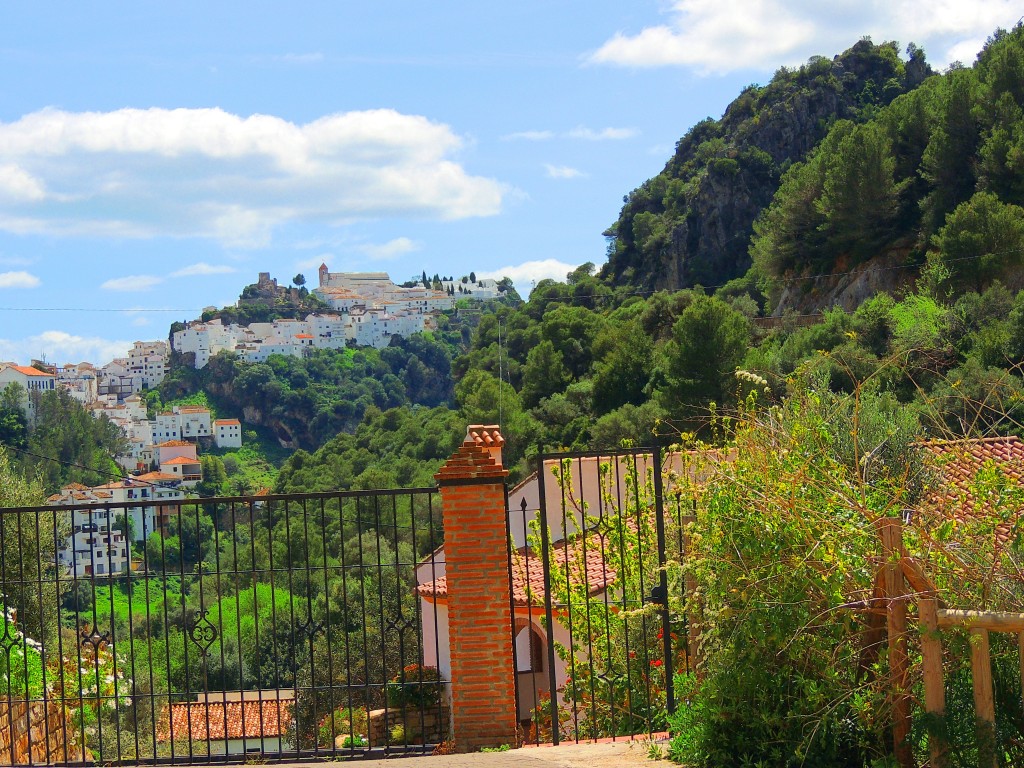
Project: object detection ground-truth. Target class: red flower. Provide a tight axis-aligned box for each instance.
[629,651,636,659]
[651,659,663,667]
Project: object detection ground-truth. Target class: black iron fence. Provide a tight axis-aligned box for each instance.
[509,444,696,744]
[0,487,446,764]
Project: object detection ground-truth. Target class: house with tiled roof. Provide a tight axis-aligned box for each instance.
[48,473,186,577]
[0,362,56,419]
[417,429,1024,721]
[415,426,680,720]
[214,418,242,448]
[158,691,294,756]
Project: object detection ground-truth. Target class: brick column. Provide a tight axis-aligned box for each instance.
[435,436,517,752]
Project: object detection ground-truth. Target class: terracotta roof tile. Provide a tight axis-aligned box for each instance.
[159,698,293,742]
[2,364,54,378]
[162,456,200,465]
[920,436,1024,543]
[466,424,505,448]
[418,531,616,607]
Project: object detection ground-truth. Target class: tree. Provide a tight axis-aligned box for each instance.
[520,340,571,409]
[293,273,307,287]
[469,271,476,283]
[817,121,904,261]
[661,295,752,412]
[0,383,27,450]
[931,191,1024,291]
[0,447,59,645]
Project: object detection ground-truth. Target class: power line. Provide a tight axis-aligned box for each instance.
[1,442,191,493]
[0,308,198,313]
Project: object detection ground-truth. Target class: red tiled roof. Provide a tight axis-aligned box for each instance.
[417,532,616,607]
[919,436,1024,540]
[134,471,179,482]
[215,419,241,426]
[158,440,193,448]
[159,698,293,742]
[3,364,54,378]
[162,456,200,465]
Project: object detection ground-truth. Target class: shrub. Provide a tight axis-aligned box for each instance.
[385,664,443,709]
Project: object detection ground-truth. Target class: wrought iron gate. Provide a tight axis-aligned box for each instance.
[508,443,695,745]
[0,488,446,764]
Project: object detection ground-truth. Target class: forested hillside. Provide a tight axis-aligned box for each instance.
[752,25,1024,310]
[602,38,931,292]
[278,27,1024,485]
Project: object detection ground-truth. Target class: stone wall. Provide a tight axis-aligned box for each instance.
[366,705,449,747]
[0,697,86,765]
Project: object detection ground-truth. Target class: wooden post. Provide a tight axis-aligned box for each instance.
[1015,634,1024,729]
[1019,632,1024,722]
[877,517,914,768]
[971,627,996,768]
[919,597,947,768]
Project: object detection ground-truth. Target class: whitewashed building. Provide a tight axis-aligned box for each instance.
[128,341,170,390]
[49,475,186,577]
[214,419,242,449]
[0,363,57,419]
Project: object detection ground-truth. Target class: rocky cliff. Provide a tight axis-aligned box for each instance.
[601,39,931,293]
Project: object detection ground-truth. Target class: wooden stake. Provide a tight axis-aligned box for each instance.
[970,627,996,768]
[877,517,915,768]
[919,597,947,768]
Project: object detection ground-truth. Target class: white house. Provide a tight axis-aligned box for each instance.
[0,363,57,419]
[160,692,294,756]
[214,419,242,449]
[55,363,99,404]
[127,341,169,390]
[49,475,187,577]
[416,427,691,721]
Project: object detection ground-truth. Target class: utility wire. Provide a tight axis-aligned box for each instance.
[1,442,193,493]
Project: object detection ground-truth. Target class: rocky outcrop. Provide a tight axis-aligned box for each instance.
[773,249,918,316]
[602,40,932,293]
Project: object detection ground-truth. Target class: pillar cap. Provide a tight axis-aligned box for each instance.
[435,440,508,484]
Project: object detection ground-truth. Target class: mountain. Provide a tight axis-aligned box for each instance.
[601,38,931,293]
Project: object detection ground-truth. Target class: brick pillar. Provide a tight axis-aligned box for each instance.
[435,436,517,752]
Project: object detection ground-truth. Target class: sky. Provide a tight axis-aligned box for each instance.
[0,1,1019,365]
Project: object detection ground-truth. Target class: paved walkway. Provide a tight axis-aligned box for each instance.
[270,739,674,768]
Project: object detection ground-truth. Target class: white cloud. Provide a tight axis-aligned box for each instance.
[565,126,637,140]
[295,254,333,271]
[357,237,419,261]
[0,271,40,288]
[544,164,586,179]
[171,262,237,277]
[101,275,163,292]
[588,0,1022,73]
[0,331,132,367]
[480,258,583,295]
[503,126,636,141]
[0,107,504,246]
[0,164,46,202]
[502,130,557,141]
[272,52,325,64]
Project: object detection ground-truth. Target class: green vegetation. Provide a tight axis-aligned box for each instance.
[159,328,466,453]
[751,26,1024,305]
[603,38,931,292]
[0,385,126,492]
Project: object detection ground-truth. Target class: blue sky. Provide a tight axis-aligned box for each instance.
[0,1,1018,364]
